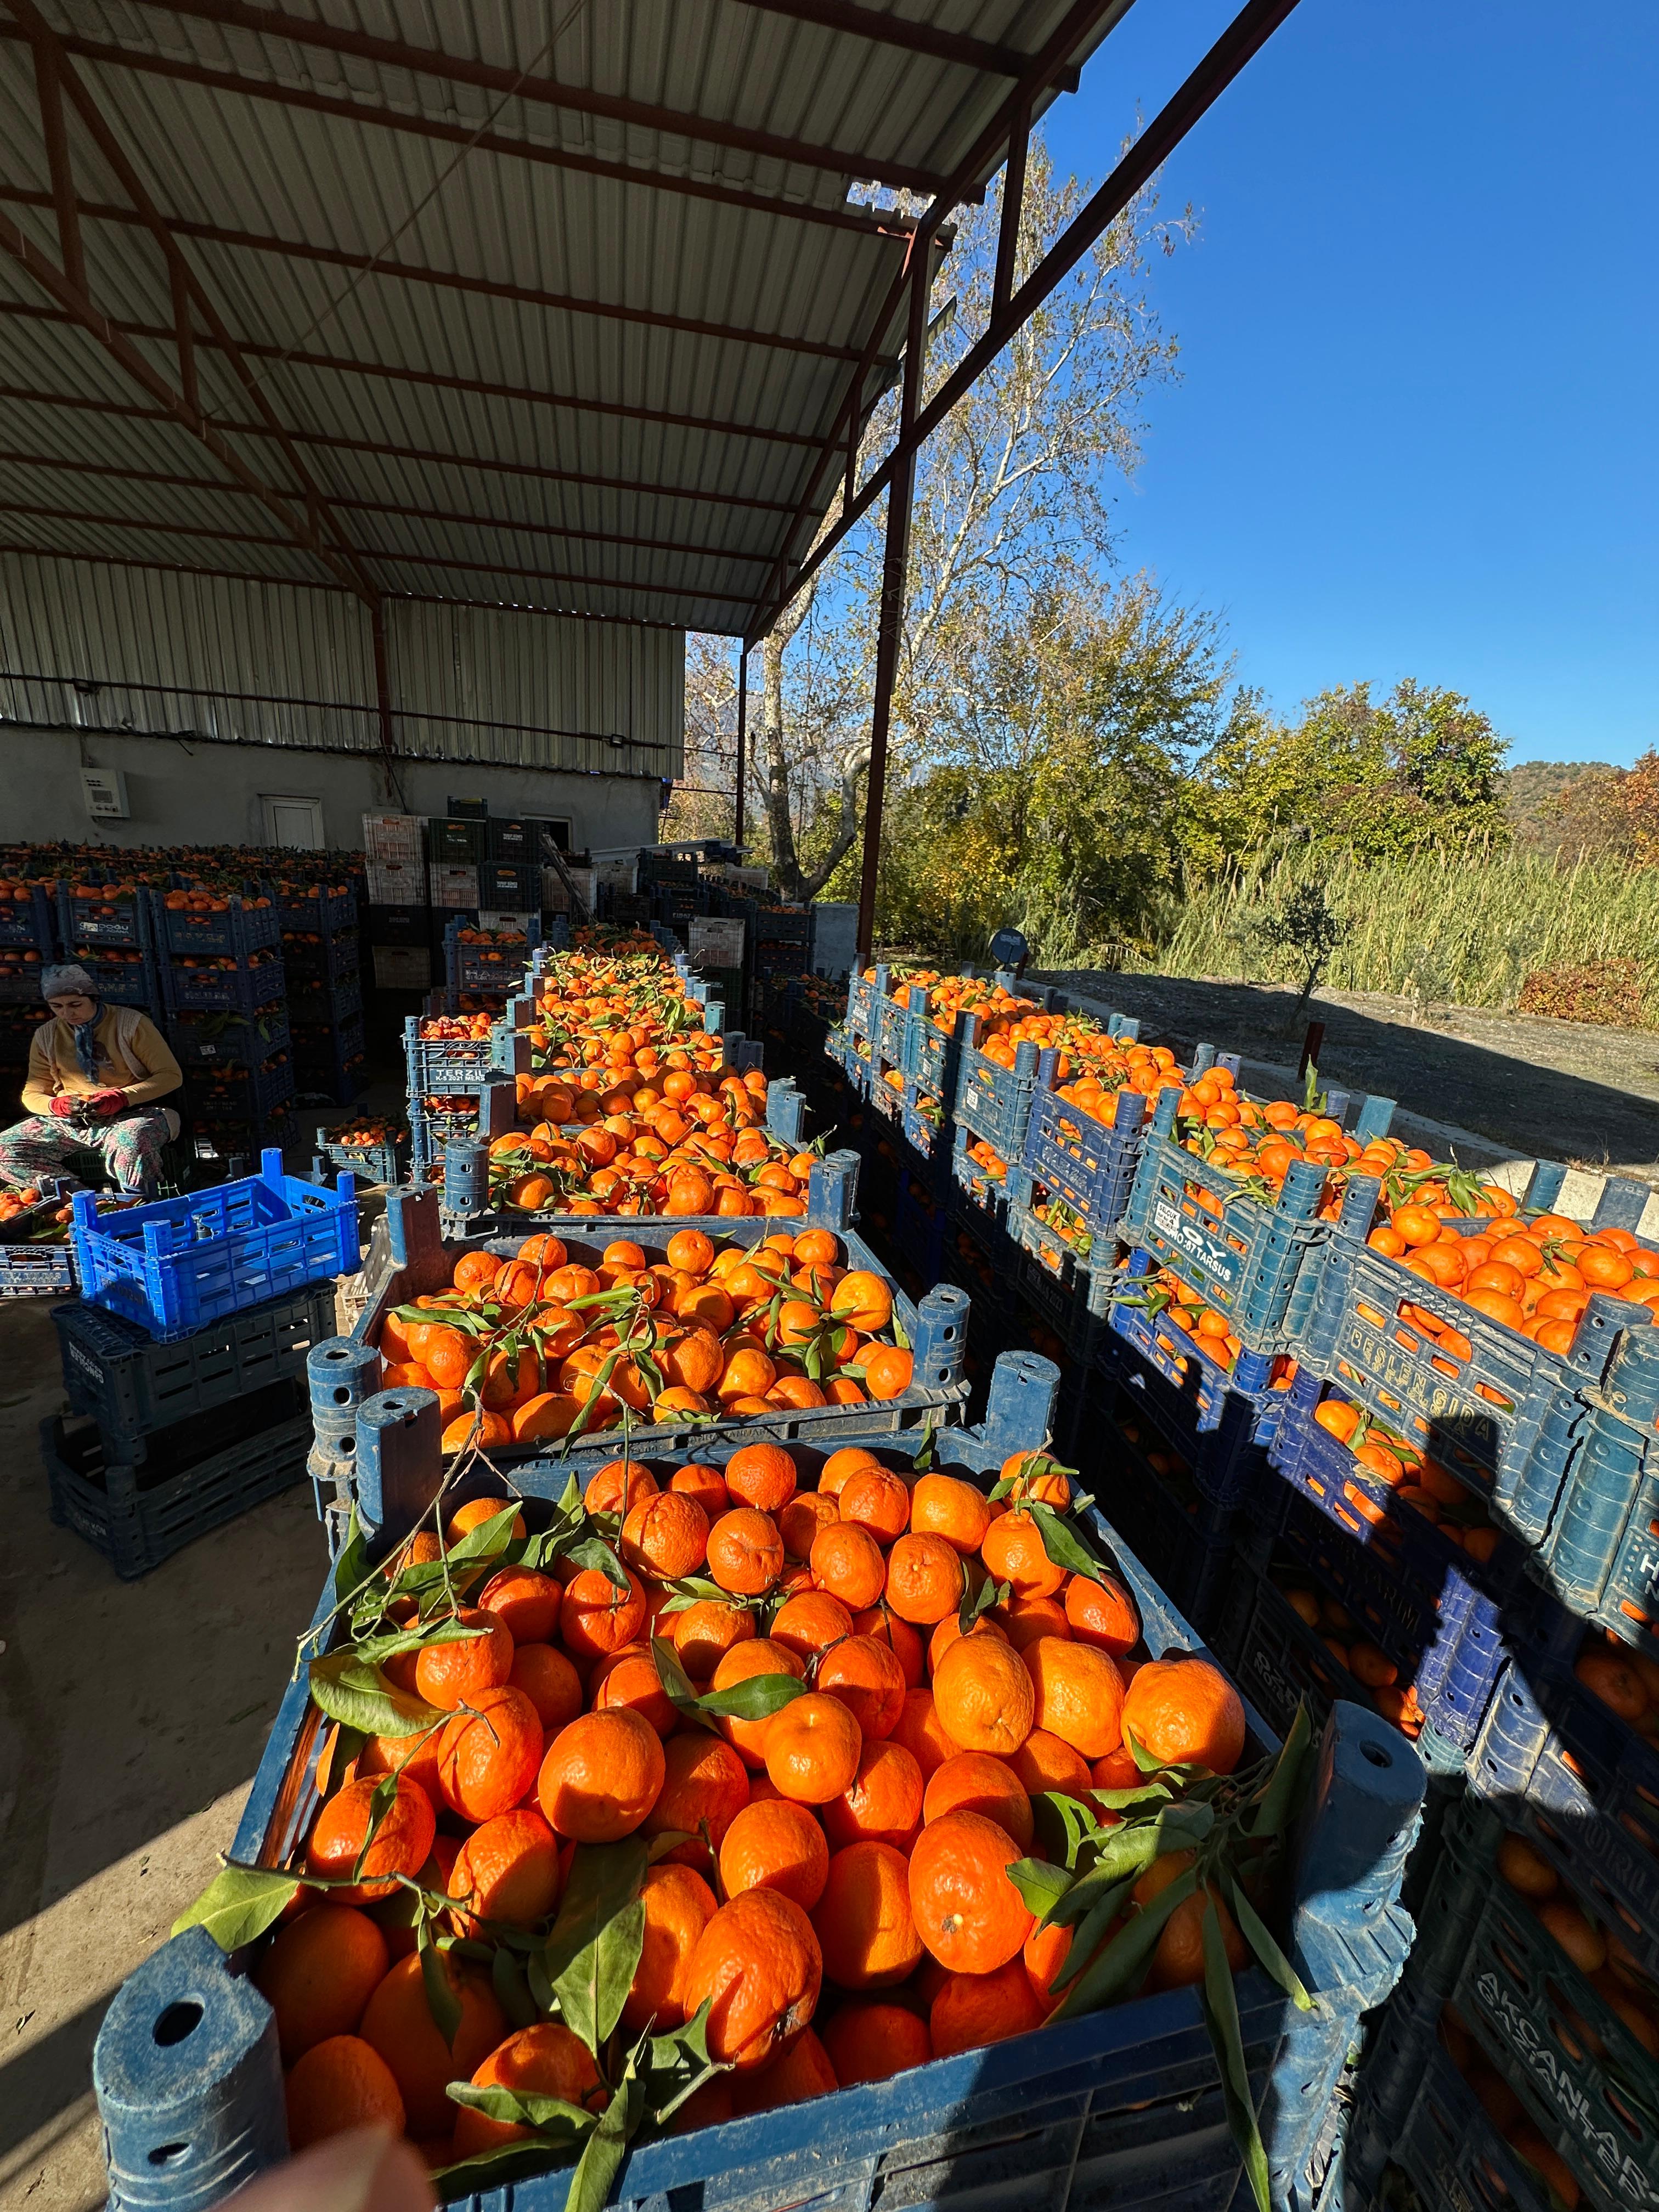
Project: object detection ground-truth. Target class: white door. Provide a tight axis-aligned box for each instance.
[261,795,325,849]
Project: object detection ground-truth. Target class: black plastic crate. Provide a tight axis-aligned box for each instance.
[426,817,485,864]
[167,1003,291,1069]
[43,1388,311,1578]
[53,1283,337,1456]
[366,902,427,947]
[284,969,363,1026]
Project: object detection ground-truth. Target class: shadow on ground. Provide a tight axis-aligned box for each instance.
[1043,972,1659,1172]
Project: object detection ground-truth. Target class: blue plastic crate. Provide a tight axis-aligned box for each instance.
[0,1236,77,1297]
[1352,2001,1556,2212]
[76,949,163,1010]
[1469,1602,1659,1983]
[1020,1081,1153,1243]
[407,1077,518,1180]
[1395,1797,1659,2212]
[894,1159,948,1279]
[1087,1373,1245,1635]
[1123,1086,1394,1357]
[42,1393,311,1579]
[950,1122,1014,1228]
[752,903,810,943]
[285,967,362,1026]
[444,917,540,992]
[313,1121,405,1190]
[167,1002,291,1069]
[160,896,280,959]
[165,955,285,1014]
[1261,1369,1528,1750]
[185,1055,297,1126]
[1107,1249,1288,1508]
[307,1183,970,1499]
[3,881,62,951]
[275,887,356,934]
[70,1149,358,1341]
[1302,1161,1659,1531]
[1002,1172,1116,1356]
[278,925,359,981]
[56,881,154,953]
[52,1282,337,1456]
[404,1011,504,1094]
[951,1032,1046,1157]
[97,1347,1423,2212]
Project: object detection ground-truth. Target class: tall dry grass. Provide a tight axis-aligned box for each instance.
[1142,847,1659,1025]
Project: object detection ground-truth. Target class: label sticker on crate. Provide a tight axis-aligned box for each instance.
[1153,1200,1243,1282]
[690,918,745,966]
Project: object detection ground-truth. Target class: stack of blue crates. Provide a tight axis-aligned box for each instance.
[53,878,165,1015]
[278,885,366,1103]
[160,892,295,1152]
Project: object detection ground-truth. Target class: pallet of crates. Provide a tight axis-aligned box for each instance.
[42,1275,338,1577]
[96,1331,1425,2212]
[1348,1786,1659,2212]
[1298,1154,1659,1638]
[68,1146,358,1342]
[302,1170,969,1515]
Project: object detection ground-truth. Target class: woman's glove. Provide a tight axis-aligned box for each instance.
[87,1088,128,1119]
[48,1093,79,1119]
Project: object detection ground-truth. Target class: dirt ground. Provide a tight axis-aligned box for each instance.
[1039,971,1659,1183]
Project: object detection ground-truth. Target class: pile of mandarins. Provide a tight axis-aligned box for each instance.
[250,1441,1250,2177]
[380,1228,919,1452]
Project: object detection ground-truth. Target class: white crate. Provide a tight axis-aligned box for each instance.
[362,812,424,864]
[427,864,480,909]
[365,858,426,905]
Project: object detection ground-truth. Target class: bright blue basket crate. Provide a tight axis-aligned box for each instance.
[1122,1085,1394,1357]
[167,1002,291,1069]
[165,955,285,1014]
[70,1149,358,1342]
[1107,1248,1287,1508]
[160,896,280,959]
[52,1282,337,1457]
[95,1341,1423,2212]
[1468,1597,1659,1982]
[0,881,59,951]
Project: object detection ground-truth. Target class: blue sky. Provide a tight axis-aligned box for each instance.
[1039,0,1657,767]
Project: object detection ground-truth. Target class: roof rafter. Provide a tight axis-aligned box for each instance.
[0,386,805,513]
[76,0,953,194]
[0,298,832,452]
[0,185,883,366]
[0,451,775,566]
[733,0,1026,76]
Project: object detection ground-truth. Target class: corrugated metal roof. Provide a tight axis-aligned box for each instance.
[0,0,1127,640]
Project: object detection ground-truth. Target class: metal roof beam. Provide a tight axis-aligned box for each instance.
[755,0,1305,639]
[0,298,831,452]
[89,0,952,195]
[0,386,804,514]
[0,185,882,367]
[0,27,913,240]
[0,0,381,603]
[734,0,1026,76]
[0,451,775,567]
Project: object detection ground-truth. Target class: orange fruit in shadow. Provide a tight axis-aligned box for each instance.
[930,1955,1047,2059]
[254,1904,390,2063]
[812,1839,924,1988]
[358,1950,506,2135]
[621,1863,719,2034]
[450,1808,562,1933]
[508,1642,583,1731]
[823,1739,924,1852]
[673,1599,756,1679]
[889,1687,957,1779]
[284,2034,405,2149]
[681,1888,823,2070]
[819,1999,932,2086]
[450,2022,605,2158]
[645,1731,752,1865]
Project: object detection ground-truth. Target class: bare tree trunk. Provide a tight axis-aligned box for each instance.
[800,743,871,899]
[758,586,815,900]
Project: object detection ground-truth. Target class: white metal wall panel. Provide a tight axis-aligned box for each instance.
[0,552,684,772]
[0,552,379,747]
[385,600,684,777]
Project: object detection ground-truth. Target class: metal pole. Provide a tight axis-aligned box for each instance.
[733,643,748,849]
[855,250,928,969]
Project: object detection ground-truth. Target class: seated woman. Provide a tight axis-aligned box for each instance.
[0,964,184,1199]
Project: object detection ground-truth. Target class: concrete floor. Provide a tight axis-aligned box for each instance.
[0,1297,330,2212]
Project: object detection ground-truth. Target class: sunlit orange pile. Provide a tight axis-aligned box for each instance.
[252,1443,1254,2171]
[380,1227,917,1451]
